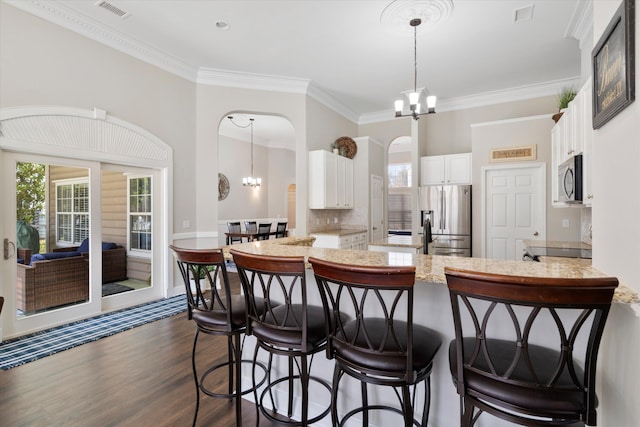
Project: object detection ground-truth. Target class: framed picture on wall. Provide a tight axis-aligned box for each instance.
[592,0,635,129]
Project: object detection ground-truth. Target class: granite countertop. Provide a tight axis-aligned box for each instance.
[369,235,424,249]
[223,237,638,305]
[309,228,366,237]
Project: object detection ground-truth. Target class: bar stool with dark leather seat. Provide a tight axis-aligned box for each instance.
[170,246,267,427]
[231,249,332,427]
[444,267,619,427]
[309,257,442,427]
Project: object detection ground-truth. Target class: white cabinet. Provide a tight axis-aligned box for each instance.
[311,231,367,249]
[551,78,594,207]
[420,153,471,185]
[309,150,354,209]
[581,79,594,206]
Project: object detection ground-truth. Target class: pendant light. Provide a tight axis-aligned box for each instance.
[394,18,437,119]
[227,116,261,187]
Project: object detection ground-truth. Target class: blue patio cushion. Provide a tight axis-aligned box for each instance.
[30,251,80,265]
[77,238,90,253]
[77,238,117,253]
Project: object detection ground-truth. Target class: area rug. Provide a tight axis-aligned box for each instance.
[0,295,186,370]
[101,282,134,297]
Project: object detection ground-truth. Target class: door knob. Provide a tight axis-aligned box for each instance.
[533,231,539,236]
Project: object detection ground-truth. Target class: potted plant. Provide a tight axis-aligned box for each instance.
[552,86,577,123]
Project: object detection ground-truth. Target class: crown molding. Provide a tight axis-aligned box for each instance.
[197,68,311,94]
[358,76,582,125]
[5,0,198,81]
[6,0,586,128]
[565,0,594,49]
[306,82,360,124]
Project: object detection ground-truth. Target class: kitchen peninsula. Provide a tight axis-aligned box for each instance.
[224,236,636,304]
[224,236,636,426]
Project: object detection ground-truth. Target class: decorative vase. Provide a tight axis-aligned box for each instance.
[552,111,564,123]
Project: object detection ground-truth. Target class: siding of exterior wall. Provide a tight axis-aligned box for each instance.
[101,170,127,245]
[46,166,151,281]
[101,170,150,282]
[47,165,88,251]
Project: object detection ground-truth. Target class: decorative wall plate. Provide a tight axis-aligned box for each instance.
[335,136,357,159]
[218,173,230,201]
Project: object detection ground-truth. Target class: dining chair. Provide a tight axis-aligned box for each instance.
[275,222,287,238]
[256,223,271,241]
[444,267,618,427]
[244,221,257,234]
[227,222,243,244]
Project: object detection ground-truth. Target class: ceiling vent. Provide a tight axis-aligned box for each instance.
[95,1,131,19]
[513,4,534,23]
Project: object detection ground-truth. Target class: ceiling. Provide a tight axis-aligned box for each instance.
[6,0,586,145]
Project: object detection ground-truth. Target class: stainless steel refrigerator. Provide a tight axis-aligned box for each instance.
[419,185,472,257]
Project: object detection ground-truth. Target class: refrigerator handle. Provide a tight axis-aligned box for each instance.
[438,189,444,230]
[442,188,446,230]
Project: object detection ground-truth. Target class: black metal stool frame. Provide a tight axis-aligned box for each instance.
[309,257,442,427]
[170,246,267,427]
[445,267,618,427]
[231,250,331,427]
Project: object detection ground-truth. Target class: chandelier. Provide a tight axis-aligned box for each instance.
[394,18,437,120]
[227,116,261,187]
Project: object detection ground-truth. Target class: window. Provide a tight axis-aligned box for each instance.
[56,180,89,245]
[388,162,412,232]
[388,191,412,232]
[128,176,152,253]
[388,163,412,188]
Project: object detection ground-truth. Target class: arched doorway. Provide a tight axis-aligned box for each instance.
[217,113,296,244]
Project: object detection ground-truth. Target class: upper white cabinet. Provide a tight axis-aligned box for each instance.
[420,153,472,185]
[309,150,354,209]
[551,78,593,206]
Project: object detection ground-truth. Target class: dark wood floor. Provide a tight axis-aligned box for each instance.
[0,273,282,427]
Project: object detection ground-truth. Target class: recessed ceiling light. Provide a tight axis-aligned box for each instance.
[216,21,230,30]
[513,4,535,23]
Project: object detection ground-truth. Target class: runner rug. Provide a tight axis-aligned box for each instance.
[0,295,186,370]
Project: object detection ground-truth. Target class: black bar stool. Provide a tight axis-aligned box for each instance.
[170,245,267,427]
[444,267,618,426]
[231,249,331,426]
[309,257,442,427]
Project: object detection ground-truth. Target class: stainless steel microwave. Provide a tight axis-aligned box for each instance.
[558,154,583,204]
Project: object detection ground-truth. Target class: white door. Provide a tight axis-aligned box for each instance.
[370,175,384,242]
[483,164,546,260]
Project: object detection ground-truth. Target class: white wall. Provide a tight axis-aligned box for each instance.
[218,134,269,220]
[470,115,583,256]
[591,2,640,426]
[0,3,197,234]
